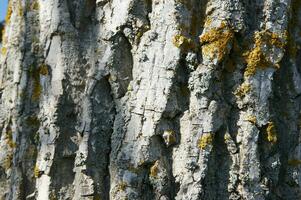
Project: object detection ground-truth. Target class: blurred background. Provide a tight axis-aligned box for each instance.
[0,0,8,22]
[0,0,8,44]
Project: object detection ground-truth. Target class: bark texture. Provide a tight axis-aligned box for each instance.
[0,0,301,199]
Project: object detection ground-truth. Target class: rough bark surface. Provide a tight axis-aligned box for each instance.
[0,0,301,199]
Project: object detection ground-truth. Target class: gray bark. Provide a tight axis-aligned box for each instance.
[0,0,301,199]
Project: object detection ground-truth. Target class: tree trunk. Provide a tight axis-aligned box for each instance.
[0,0,301,199]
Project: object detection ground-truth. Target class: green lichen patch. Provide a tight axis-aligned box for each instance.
[199,21,234,62]
[266,122,277,144]
[244,30,287,77]
[197,133,214,149]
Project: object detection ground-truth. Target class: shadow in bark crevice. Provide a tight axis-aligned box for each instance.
[86,78,115,200]
[201,127,231,200]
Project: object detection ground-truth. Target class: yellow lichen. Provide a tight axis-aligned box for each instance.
[39,64,49,76]
[127,84,133,92]
[17,1,23,17]
[246,115,257,124]
[1,25,5,43]
[3,154,13,170]
[224,133,232,142]
[108,74,117,82]
[172,34,195,51]
[163,130,176,146]
[234,82,251,98]
[5,1,13,24]
[150,160,159,178]
[199,21,234,62]
[117,182,127,191]
[288,159,301,167]
[197,133,214,149]
[34,164,40,178]
[32,80,42,101]
[6,127,16,149]
[204,18,212,27]
[29,65,43,101]
[49,191,57,200]
[32,1,40,10]
[266,122,277,143]
[244,30,287,77]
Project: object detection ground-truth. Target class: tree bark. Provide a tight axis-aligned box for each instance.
[0,0,301,199]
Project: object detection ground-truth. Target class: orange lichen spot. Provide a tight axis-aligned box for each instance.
[172,34,195,51]
[200,21,234,62]
[288,159,301,167]
[234,82,251,98]
[246,115,257,124]
[150,160,160,178]
[198,133,214,149]
[266,122,277,143]
[244,30,287,77]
